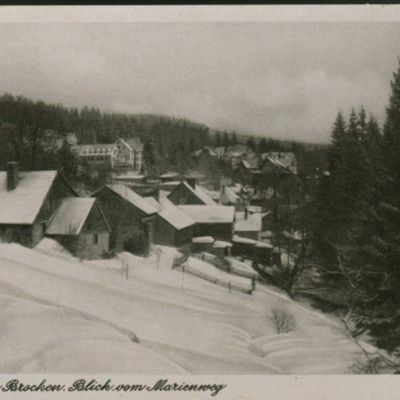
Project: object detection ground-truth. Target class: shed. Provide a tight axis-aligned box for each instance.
[234,210,262,241]
[191,236,214,253]
[168,181,217,206]
[178,205,235,241]
[155,205,194,247]
[46,198,110,259]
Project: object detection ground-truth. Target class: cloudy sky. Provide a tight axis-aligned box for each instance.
[1,12,400,143]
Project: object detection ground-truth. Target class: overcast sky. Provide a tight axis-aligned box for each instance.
[1,21,399,143]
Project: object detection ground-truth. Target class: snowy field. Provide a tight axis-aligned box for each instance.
[0,240,366,374]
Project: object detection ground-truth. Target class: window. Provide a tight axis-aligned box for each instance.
[93,234,99,245]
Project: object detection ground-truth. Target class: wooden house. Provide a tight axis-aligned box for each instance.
[155,206,195,248]
[178,205,235,241]
[46,198,110,259]
[0,162,77,247]
[167,180,217,206]
[92,184,157,254]
[234,208,262,241]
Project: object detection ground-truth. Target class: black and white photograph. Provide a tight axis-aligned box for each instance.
[0,5,400,388]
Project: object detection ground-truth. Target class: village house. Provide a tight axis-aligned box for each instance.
[260,152,298,175]
[219,185,246,210]
[142,196,195,248]
[72,137,144,173]
[155,206,194,248]
[167,179,217,206]
[46,197,110,259]
[92,183,157,254]
[0,162,77,247]
[234,208,262,241]
[178,205,235,241]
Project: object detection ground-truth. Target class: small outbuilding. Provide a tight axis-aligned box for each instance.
[46,197,110,259]
[178,205,235,241]
[155,206,194,248]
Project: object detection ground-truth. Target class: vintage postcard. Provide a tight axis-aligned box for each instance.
[0,4,399,399]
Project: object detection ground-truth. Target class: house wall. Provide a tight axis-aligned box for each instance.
[193,222,233,242]
[154,216,194,247]
[93,188,154,254]
[168,184,204,205]
[50,232,109,260]
[0,224,33,247]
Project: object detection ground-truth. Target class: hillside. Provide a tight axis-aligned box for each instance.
[0,240,367,374]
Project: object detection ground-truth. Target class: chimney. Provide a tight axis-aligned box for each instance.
[187,177,196,189]
[7,162,19,191]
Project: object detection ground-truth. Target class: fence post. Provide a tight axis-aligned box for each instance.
[251,276,256,291]
[228,281,231,294]
[181,265,185,290]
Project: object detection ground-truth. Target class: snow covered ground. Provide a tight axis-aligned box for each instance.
[0,240,365,374]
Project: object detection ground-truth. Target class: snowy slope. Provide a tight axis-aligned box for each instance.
[0,241,364,374]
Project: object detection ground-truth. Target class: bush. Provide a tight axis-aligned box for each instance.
[269,306,296,334]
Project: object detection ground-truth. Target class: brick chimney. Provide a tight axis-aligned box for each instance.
[7,162,19,191]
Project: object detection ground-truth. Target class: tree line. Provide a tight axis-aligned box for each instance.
[308,60,400,365]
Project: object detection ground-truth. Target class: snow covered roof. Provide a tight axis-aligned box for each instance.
[234,211,262,232]
[159,197,175,210]
[143,197,161,211]
[0,170,58,224]
[202,188,221,201]
[106,184,157,215]
[255,241,273,249]
[46,198,97,235]
[241,158,259,170]
[261,152,298,173]
[213,240,233,248]
[158,207,194,230]
[192,236,214,243]
[111,172,145,180]
[179,182,217,206]
[159,189,171,199]
[283,230,303,241]
[247,205,262,213]
[160,172,180,178]
[123,137,144,151]
[220,186,240,204]
[178,205,235,224]
[232,235,257,245]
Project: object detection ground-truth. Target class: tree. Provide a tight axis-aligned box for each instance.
[246,136,256,151]
[258,137,268,154]
[222,131,230,148]
[231,131,238,146]
[215,132,221,147]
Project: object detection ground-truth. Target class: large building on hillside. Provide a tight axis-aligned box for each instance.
[72,137,144,173]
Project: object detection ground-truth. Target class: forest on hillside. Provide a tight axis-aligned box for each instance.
[0,93,328,180]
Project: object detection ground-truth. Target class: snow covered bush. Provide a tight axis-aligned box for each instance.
[269,307,296,334]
